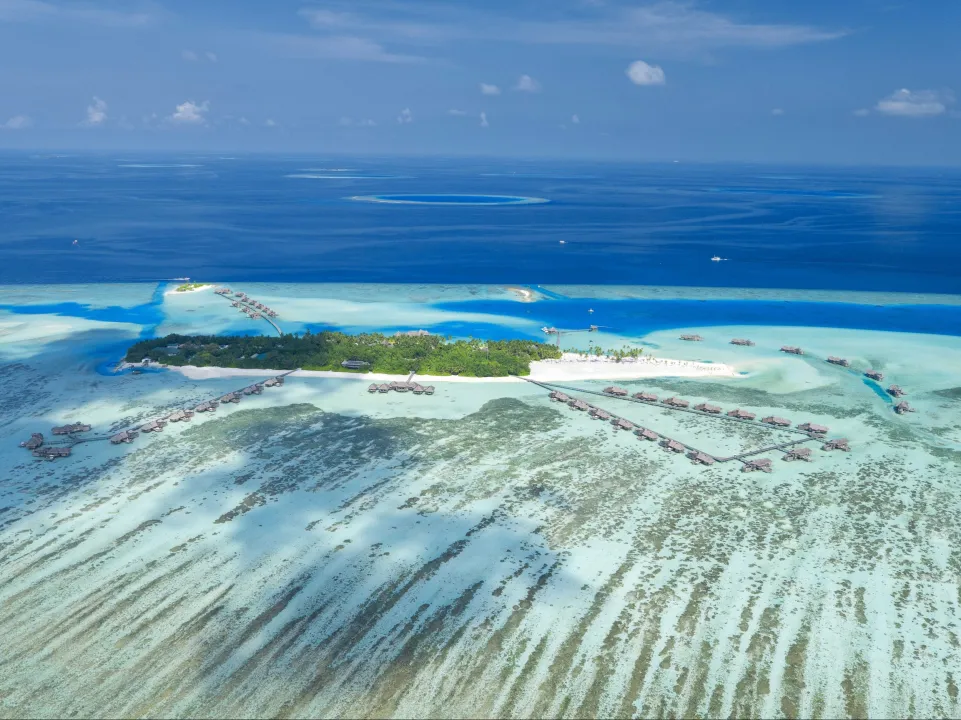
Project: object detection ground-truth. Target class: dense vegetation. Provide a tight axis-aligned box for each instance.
[125,331,563,377]
[175,283,208,292]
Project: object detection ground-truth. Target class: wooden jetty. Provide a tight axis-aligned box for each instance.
[212,287,282,335]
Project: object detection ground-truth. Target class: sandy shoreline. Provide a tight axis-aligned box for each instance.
[163,284,214,296]
[142,353,737,383]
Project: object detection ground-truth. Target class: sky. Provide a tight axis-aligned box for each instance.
[0,0,958,164]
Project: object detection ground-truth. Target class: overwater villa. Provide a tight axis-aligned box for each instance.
[633,391,658,403]
[424,386,435,395]
[395,329,431,337]
[694,403,722,414]
[637,428,659,441]
[680,334,704,342]
[865,369,884,381]
[263,377,281,387]
[138,420,163,433]
[823,438,850,452]
[412,384,426,395]
[272,375,285,386]
[33,446,71,461]
[52,422,91,435]
[762,416,792,427]
[827,356,850,367]
[590,408,612,421]
[662,439,686,454]
[20,433,44,450]
[614,418,635,431]
[569,399,591,411]
[220,392,241,403]
[727,408,756,420]
[887,385,907,397]
[250,312,262,320]
[730,338,755,346]
[780,346,804,355]
[194,401,218,412]
[662,397,690,408]
[783,447,813,461]
[368,383,379,393]
[895,400,915,414]
[550,391,571,403]
[377,384,390,393]
[242,384,264,395]
[689,451,715,466]
[742,458,773,473]
[798,422,829,435]
[215,287,231,295]
[603,386,629,397]
[110,430,137,444]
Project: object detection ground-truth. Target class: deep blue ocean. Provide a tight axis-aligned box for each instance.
[2,153,960,293]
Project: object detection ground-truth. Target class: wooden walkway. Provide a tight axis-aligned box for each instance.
[212,289,283,336]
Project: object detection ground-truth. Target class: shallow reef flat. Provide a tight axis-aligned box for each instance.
[1,312,961,718]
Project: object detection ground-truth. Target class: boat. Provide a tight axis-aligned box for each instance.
[71,239,79,246]
[559,240,566,245]
[711,255,722,262]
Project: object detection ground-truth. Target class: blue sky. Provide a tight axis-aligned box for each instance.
[0,0,958,163]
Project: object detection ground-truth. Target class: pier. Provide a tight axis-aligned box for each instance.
[213,287,282,336]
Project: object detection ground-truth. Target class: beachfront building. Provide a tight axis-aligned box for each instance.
[603,386,629,397]
[662,397,690,408]
[780,346,804,355]
[823,438,850,452]
[827,356,850,367]
[727,408,756,420]
[689,451,715,466]
[633,391,658,403]
[762,416,792,427]
[637,428,659,441]
[865,370,884,381]
[680,334,704,342]
[730,339,755,346]
[614,418,635,431]
[895,401,915,414]
[52,422,91,435]
[887,385,907,397]
[662,439,686,454]
[783,447,813,462]
[742,458,773,473]
[395,330,431,337]
[798,422,829,435]
[341,360,370,370]
[694,403,722,414]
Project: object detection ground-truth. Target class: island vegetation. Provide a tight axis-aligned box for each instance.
[174,283,208,292]
[125,331,564,377]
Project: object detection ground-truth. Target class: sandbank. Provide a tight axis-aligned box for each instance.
[164,284,214,296]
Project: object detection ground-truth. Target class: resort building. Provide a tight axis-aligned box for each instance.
[395,330,431,337]
[603,386,629,397]
[341,360,370,370]
[569,399,591,412]
[742,458,773,473]
[215,287,231,295]
[730,339,755,346]
[662,439,686,454]
[780,346,804,355]
[827,356,850,367]
[368,384,379,393]
[783,447,813,461]
[614,418,635,431]
[52,422,91,435]
[377,384,390,393]
[798,422,829,435]
[662,397,690,408]
[549,391,571,403]
[633,392,658,403]
[590,409,612,421]
[20,433,44,450]
[637,428,659,442]
[895,401,915,414]
[424,386,435,395]
[694,403,722,414]
[762,416,792,427]
[33,447,71,461]
[727,409,756,420]
[823,438,850,452]
[412,384,426,395]
[887,385,907,397]
[689,451,715,466]
[111,431,137,444]
[680,334,703,342]
[865,370,884,381]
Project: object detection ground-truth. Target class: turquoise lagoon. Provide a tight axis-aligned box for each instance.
[1,283,961,718]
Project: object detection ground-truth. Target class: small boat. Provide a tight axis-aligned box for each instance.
[711,255,722,262]
[71,239,79,246]
[559,240,566,244]
[588,308,594,314]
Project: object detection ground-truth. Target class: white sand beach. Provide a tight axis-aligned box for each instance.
[163,284,214,296]
[155,352,736,383]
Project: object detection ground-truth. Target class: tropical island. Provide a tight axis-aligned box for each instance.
[125,331,563,377]
[174,282,210,292]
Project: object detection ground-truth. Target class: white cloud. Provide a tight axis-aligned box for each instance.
[2,114,31,129]
[85,96,107,126]
[480,111,489,128]
[571,114,580,124]
[265,118,277,127]
[480,83,501,95]
[239,116,250,125]
[771,108,784,116]
[182,49,198,61]
[169,100,209,125]
[853,108,870,117]
[626,60,665,86]
[262,32,424,63]
[514,74,540,92]
[359,118,376,126]
[874,88,952,118]
[205,51,218,62]
[0,0,155,27]
[339,116,353,126]
[397,107,413,124]
[448,108,467,116]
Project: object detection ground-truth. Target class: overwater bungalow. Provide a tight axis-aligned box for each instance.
[865,369,884,381]
[637,428,659,441]
[689,451,715,466]
[730,338,755,346]
[895,401,915,414]
[220,393,241,403]
[614,418,635,431]
[662,397,690,408]
[827,356,850,367]
[234,292,244,297]
[20,433,44,450]
[33,446,71,461]
[377,384,390,393]
[390,381,409,393]
[412,384,426,395]
[167,410,188,422]
[680,334,703,342]
[798,422,829,435]
[231,301,240,307]
[263,378,279,387]
[762,416,792,427]
[742,458,773,473]
[780,346,804,355]
[368,383,379,393]
[250,313,262,320]
[783,447,812,462]
[633,391,658,403]
[887,385,907,397]
[52,422,91,435]
[822,438,850,452]
[590,409,612,421]
[569,399,590,411]
[695,403,722,414]
[273,376,285,385]
[727,408,756,420]
[603,386,629,397]
[424,386,435,395]
[215,287,231,295]
[550,391,571,403]
[111,431,136,444]
[662,439,686,454]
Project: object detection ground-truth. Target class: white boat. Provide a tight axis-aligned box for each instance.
[711,255,722,262]
[559,240,566,244]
